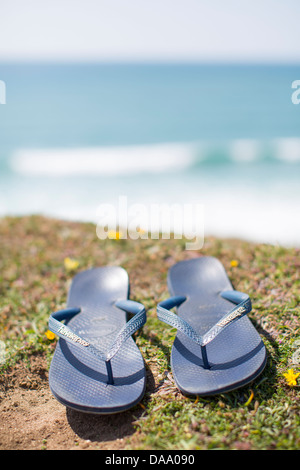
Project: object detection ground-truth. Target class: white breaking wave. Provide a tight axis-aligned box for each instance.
[9,137,300,177]
[10,143,197,176]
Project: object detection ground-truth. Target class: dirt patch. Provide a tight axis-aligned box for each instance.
[0,353,145,450]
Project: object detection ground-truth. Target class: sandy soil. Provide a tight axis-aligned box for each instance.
[0,352,148,450]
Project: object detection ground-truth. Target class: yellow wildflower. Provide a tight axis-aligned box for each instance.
[64,257,79,271]
[45,330,56,341]
[107,230,123,240]
[244,389,254,406]
[283,368,300,387]
[230,259,239,267]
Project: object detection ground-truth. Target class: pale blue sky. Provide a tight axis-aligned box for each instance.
[0,0,300,62]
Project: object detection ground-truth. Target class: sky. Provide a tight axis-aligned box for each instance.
[0,0,300,63]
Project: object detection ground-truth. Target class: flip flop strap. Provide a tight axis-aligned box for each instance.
[157,290,252,347]
[48,299,146,363]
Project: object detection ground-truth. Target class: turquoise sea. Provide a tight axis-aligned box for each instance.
[0,63,300,245]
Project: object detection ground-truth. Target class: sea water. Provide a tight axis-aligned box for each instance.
[0,63,299,245]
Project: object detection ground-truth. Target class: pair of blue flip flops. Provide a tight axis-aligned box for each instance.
[48,257,267,414]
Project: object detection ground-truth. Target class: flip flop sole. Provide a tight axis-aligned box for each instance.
[49,267,146,414]
[168,257,267,396]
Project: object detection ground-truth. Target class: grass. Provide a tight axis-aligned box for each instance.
[0,214,299,450]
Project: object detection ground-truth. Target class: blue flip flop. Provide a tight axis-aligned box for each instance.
[48,266,146,414]
[157,257,267,396]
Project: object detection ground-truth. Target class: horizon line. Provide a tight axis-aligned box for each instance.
[1,58,300,66]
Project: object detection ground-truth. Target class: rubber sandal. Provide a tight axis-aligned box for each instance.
[48,266,147,414]
[157,257,267,396]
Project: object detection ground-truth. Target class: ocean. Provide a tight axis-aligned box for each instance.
[0,63,299,246]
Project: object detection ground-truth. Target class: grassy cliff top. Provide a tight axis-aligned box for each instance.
[0,215,299,450]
